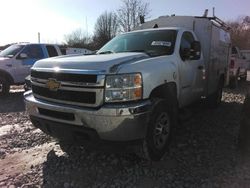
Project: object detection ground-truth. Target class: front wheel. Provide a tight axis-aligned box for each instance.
[142,99,174,161]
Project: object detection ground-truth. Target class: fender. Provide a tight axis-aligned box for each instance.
[149,82,179,123]
[149,82,177,100]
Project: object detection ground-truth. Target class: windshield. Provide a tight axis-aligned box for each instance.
[97,30,177,57]
[0,45,25,58]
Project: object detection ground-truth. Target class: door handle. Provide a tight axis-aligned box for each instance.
[197,65,204,70]
[6,64,12,67]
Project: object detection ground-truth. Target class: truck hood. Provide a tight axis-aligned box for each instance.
[33,53,149,74]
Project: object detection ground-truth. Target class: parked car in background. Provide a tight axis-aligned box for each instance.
[0,43,62,95]
[229,46,249,88]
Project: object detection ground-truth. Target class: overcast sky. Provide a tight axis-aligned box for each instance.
[0,0,249,45]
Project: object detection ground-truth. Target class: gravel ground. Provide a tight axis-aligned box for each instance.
[0,82,250,188]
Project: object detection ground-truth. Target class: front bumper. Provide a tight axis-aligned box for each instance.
[24,91,151,142]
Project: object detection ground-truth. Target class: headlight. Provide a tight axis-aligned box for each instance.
[105,73,142,102]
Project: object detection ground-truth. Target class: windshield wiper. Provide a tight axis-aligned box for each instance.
[98,50,115,54]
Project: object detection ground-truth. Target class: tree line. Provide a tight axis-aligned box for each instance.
[227,16,250,50]
[64,0,150,50]
[64,0,250,51]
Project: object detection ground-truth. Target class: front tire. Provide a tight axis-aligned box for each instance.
[142,99,174,161]
[0,76,10,96]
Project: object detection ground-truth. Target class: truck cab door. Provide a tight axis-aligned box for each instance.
[15,45,45,83]
[178,31,205,106]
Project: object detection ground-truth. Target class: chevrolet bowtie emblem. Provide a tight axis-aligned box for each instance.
[46,78,61,91]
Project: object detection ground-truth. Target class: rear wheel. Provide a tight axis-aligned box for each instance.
[142,99,174,161]
[229,71,239,89]
[207,78,223,108]
[0,76,10,96]
[229,76,238,89]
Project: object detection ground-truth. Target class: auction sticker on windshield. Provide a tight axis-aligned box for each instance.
[151,41,172,47]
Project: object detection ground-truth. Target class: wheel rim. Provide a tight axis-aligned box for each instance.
[153,112,170,150]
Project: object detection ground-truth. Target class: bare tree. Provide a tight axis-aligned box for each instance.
[227,16,250,49]
[64,29,91,48]
[93,11,119,49]
[117,0,150,32]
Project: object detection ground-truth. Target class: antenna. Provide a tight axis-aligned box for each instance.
[38,32,41,43]
[213,7,215,17]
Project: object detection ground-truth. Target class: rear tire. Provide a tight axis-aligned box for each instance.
[142,99,175,161]
[207,78,223,108]
[229,71,239,89]
[0,76,10,96]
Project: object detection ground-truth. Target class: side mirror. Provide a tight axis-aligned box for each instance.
[19,53,28,59]
[190,41,201,60]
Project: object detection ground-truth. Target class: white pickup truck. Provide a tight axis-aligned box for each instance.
[0,43,62,95]
[24,16,231,161]
[229,46,248,88]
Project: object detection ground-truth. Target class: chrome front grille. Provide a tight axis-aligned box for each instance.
[30,69,105,107]
[31,71,98,84]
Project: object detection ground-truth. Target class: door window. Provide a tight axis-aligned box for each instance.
[46,45,58,57]
[179,32,195,61]
[21,45,44,59]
